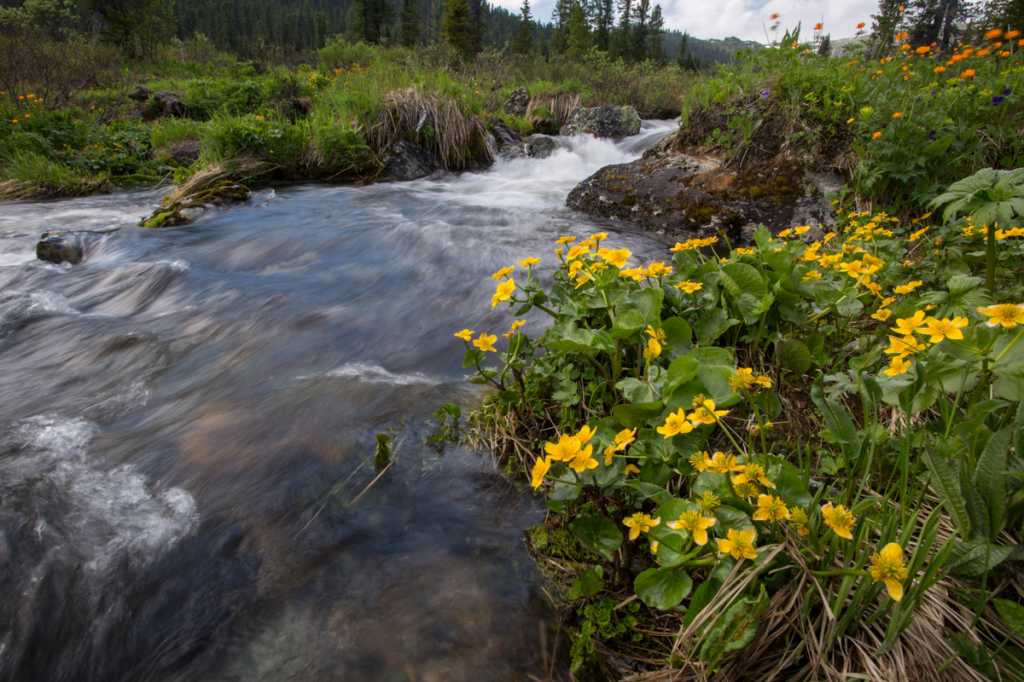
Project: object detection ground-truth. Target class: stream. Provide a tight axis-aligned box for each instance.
[0,120,676,682]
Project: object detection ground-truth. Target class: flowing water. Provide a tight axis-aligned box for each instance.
[0,121,676,682]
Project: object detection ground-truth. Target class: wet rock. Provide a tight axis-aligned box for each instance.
[128,85,152,102]
[36,231,85,265]
[379,140,440,182]
[566,136,834,241]
[142,92,186,121]
[503,87,529,117]
[560,105,641,138]
[490,121,526,159]
[525,135,559,159]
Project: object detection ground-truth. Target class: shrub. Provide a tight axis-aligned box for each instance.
[318,37,379,70]
[200,114,307,171]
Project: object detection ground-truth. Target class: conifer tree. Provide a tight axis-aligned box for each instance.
[400,0,420,46]
[442,0,476,57]
[614,0,632,58]
[565,0,590,57]
[631,0,650,61]
[513,0,534,54]
[594,0,614,50]
[647,3,664,62]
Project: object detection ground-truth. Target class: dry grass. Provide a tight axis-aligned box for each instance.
[369,87,493,171]
[141,158,271,227]
[526,92,582,132]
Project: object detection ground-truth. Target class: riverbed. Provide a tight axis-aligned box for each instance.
[0,121,675,682]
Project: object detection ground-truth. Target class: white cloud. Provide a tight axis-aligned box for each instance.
[496,0,877,43]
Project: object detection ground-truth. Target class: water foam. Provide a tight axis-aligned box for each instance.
[308,362,440,386]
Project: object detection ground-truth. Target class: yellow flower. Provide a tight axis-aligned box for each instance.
[575,424,597,445]
[569,446,599,473]
[908,226,929,242]
[977,304,1024,329]
[491,278,517,309]
[519,256,541,268]
[921,316,968,344]
[544,433,584,462]
[717,527,758,560]
[625,463,641,475]
[491,266,514,280]
[893,280,923,295]
[597,247,631,268]
[454,328,474,341]
[893,310,927,336]
[472,333,498,352]
[603,427,636,465]
[707,451,743,474]
[644,325,665,361]
[821,502,856,540]
[504,320,526,337]
[690,450,712,471]
[689,396,729,425]
[668,509,717,545]
[803,269,823,282]
[729,367,772,392]
[530,456,551,489]
[869,542,909,601]
[623,512,660,541]
[675,280,703,293]
[732,463,775,490]
[591,231,609,242]
[698,490,721,511]
[871,308,893,322]
[734,247,756,256]
[885,334,926,358]
[883,355,913,376]
[657,408,695,438]
[620,267,646,281]
[790,507,809,536]
[645,261,674,278]
[752,494,791,522]
[555,235,577,245]
[566,243,591,260]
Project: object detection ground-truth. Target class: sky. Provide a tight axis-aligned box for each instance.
[501,0,879,43]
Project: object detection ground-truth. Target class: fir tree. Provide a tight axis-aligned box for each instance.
[565,0,590,57]
[614,0,632,58]
[676,32,701,70]
[594,0,613,51]
[869,0,904,57]
[401,0,420,46]
[647,4,664,62]
[513,0,534,54]
[631,0,650,61]
[442,0,476,57]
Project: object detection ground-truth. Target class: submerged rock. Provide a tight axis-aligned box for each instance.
[379,140,440,182]
[36,232,85,265]
[560,105,641,138]
[566,136,834,240]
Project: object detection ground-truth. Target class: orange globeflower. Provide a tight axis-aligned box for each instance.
[915,45,930,55]
[934,65,946,73]
[1005,29,1020,39]
[814,22,823,30]
[857,22,866,29]
[985,28,1003,40]
[770,12,780,20]
[960,68,977,79]
[872,131,883,140]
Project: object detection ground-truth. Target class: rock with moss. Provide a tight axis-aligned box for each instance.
[560,105,641,138]
[36,232,86,265]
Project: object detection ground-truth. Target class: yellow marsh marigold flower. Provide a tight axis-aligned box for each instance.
[575,424,597,445]
[568,446,599,473]
[790,507,810,536]
[657,408,695,438]
[555,235,576,245]
[454,328,474,342]
[544,433,585,462]
[893,310,927,335]
[977,304,1024,328]
[753,494,791,522]
[821,502,856,540]
[690,450,712,471]
[734,247,756,256]
[644,325,665,361]
[689,396,729,425]
[519,256,541,268]
[698,490,721,510]
[597,247,631,268]
[921,316,968,343]
[566,243,591,260]
[591,231,609,242]
[675,280,703,293]
[473,333,498,352]
[620,267,646,282]
[668,509,717,545]
[625,463,641,475]
[732,463,775,490]
[718,527,758,560]
[708,451,743,474]
[491,278,516,309]
[731,367,772,391]
[645,261,673,278]
[803,269,823,282]
[623,512,660,541]
[885,334,926,358]
[870,542,910,601]
[908,226,929,241]
[603,427,637,464]
[884,355,913,376]
[530,456,551,489]
[491,266,514,280]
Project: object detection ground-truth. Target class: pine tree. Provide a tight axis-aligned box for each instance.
[594,0,613,50]
[551,0,572,54]
[986,0,1024,28]
[614,0,632,58]
[647,3,664,62]
[442,0,476,57]
[565,0,590,57]
[631,0,649,61]
[676,32,701,70]
[904,0,965,51]
[869,0,904,57]
[401,0,420,46]
[513,0,534,54]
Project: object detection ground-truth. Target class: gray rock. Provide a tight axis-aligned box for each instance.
[560,105,641,138]
[36,231,86,265]
[525,135,559,159]
[503,87,529,117]
[142,92,186,121]
[380,140,440,182]
[128,85,152,102]
[490,121,526,159]
[162,139,201,166]
[566,136,833,241]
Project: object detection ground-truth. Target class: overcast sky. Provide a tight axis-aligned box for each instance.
[503,0,879,42]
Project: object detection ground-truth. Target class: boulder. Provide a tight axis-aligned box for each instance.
[142,92,186,121]
[490,121,526,159]
[560,105,641,138]
[160,139,201,166]
[379,140,440,182]
[503,87,529,117]
[566,136,834,241]
[128,85,152,103]
[525,135,559,159]
[36,231,86,265]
